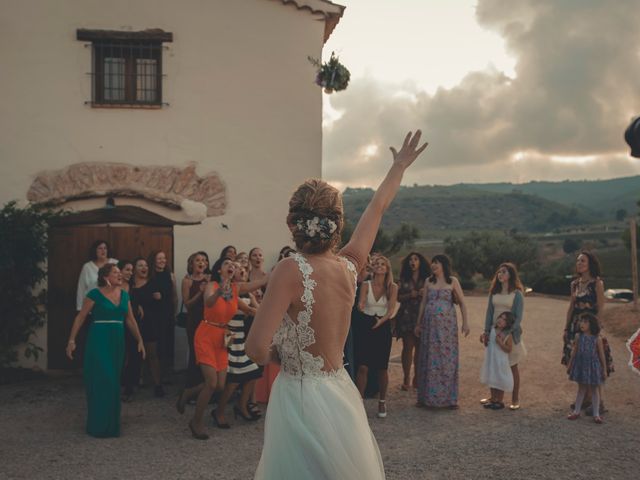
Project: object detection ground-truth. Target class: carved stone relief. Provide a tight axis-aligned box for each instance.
[27,162,226,217]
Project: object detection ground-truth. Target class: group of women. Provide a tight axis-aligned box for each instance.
[351,252,473,415]
[351,249,614,418]
[67,235,617,439]
[67,241,282,438]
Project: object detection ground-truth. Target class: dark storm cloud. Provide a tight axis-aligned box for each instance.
[323,0,640,186]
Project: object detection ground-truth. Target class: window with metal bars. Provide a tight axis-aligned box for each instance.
[77,29,172,108]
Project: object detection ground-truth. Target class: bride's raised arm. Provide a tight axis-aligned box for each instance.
[340,130,428,269]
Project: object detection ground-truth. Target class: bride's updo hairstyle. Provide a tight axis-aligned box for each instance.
[287,179,344,254]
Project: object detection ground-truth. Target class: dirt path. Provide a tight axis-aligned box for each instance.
[1,296,638,479]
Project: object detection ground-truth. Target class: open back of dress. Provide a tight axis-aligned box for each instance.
[255,253,386,480]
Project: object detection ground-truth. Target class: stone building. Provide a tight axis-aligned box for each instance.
[0,0,344,370]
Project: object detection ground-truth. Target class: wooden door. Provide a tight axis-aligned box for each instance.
[47,225,173,370]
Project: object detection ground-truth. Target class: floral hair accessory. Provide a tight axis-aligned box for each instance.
[296,216,337,240]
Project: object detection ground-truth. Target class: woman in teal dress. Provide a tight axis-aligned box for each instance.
[66,263,146,437]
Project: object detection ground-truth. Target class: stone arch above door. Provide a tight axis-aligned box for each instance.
[27,162,226,220]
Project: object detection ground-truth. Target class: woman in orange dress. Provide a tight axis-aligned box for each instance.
[180,258,266,440]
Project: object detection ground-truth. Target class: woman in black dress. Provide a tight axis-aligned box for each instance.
[177,252,210,409]
[118,259,141,402]
[148,250,178,380]
[131,257,164,397]
[394,252,430,390]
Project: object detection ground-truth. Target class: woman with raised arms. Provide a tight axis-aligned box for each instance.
[246,131,428,479]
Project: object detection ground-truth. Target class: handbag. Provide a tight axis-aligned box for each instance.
[175,302,187,328]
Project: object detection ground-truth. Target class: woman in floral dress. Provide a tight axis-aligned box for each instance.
[562,251,613,413]
[415,254,469,408]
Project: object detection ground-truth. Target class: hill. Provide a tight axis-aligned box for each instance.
[343,186,596,234]
[342,175,640,234]
[458,175,640,216]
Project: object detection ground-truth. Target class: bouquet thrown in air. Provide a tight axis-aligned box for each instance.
[308,51,350,94]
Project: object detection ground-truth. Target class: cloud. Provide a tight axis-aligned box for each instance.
[323,0,640,187]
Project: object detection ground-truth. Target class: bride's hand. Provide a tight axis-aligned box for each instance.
[389,130,429,170]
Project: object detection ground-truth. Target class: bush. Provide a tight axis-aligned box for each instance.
[459,278,477,291]
[562,237,581,254]
[531,275,570,295]
[444,231,539,282]
[0,201,61,367]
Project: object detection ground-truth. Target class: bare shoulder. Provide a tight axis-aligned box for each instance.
[451,276,461,287]
[337,249,362,275]
[271,256,301,281]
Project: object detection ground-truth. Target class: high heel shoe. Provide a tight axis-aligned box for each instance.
[211,409,231,429]
[188,421,209,440]
[247,402,262,417]
[233,405,260,421]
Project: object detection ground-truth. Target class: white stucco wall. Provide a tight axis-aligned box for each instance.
[0,0,334,369]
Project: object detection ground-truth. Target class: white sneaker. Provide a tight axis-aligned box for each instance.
[377,400,387,418]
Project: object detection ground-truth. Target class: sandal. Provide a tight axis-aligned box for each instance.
[509,404,520,411]
[567,412,580,420]
[593,416,604,424]
[480,398,492,405]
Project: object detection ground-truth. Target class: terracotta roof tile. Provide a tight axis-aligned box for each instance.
[276,0,345,42]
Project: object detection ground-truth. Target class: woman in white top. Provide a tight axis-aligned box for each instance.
[76,240,117,311]
[355,255,398,418]
[246,130,428,480]
[481,263,526,410]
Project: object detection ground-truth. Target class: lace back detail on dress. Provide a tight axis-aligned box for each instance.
[272,253,354,378]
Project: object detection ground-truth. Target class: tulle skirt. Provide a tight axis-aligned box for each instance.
[254,368,385,480]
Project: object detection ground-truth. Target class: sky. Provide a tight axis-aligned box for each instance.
[322,0,640,189]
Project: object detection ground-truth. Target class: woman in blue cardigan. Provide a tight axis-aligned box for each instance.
[480,263,526,410]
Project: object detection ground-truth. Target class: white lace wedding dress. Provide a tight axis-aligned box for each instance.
[254,253,386,480]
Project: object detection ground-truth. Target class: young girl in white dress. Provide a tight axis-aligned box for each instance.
[480,311,515,410]
[246,131,428,480]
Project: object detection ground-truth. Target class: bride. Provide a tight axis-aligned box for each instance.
[246,131,428,479]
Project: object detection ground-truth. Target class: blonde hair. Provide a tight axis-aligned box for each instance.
[287,179,344,254]
[373,255,394,299]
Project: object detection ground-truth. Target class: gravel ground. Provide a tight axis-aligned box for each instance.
[1,296,638,480]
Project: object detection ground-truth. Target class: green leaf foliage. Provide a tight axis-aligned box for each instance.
[443,231,539,281]
[0,201,62,367]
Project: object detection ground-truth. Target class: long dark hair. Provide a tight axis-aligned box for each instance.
[428,254,453,284]
[579,312,601,335]
[399,252,430,284]
[490,262,524,295]
[211,256,234,283]
[219,245,236,260]
[88,239,111,261]
[577,250,602,278]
